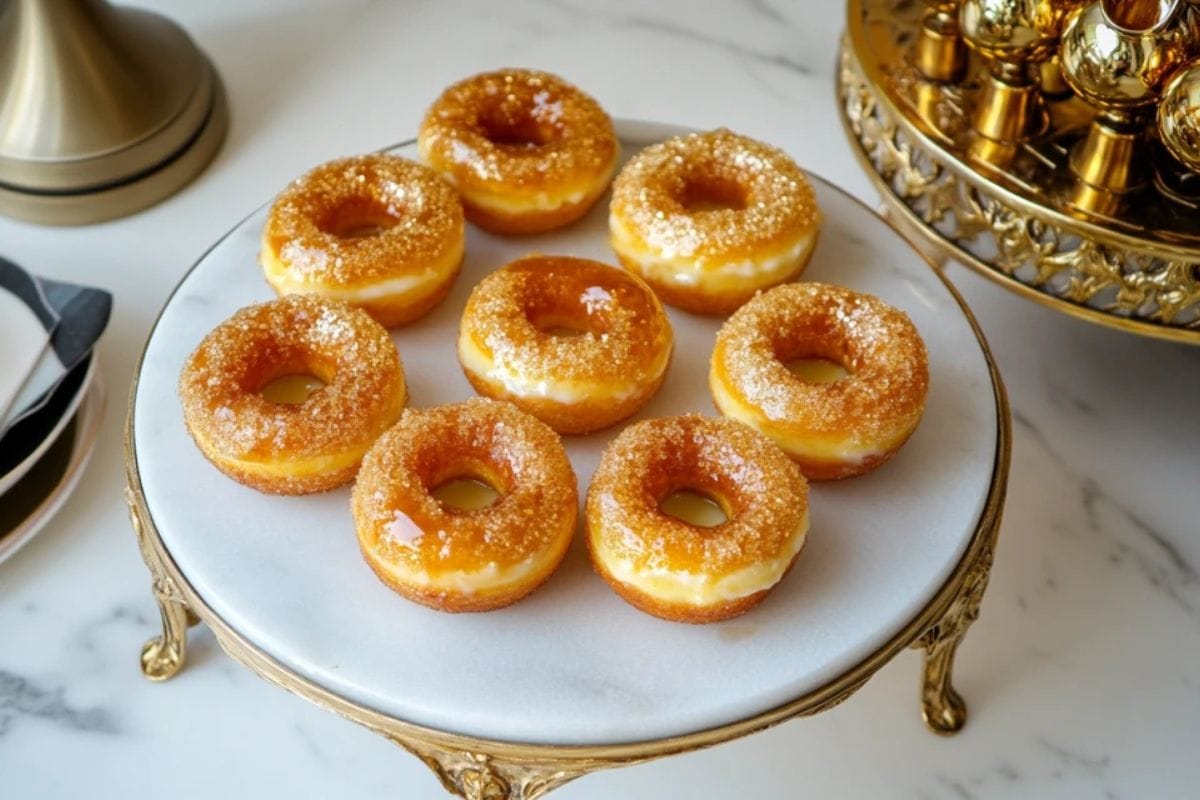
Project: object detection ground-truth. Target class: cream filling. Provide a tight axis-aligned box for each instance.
[594,511,809,606]
[709,371,888,464]
[610,215,816,292]
[192,427,364,480]
[260,238,461,303]
[368,549,545,596]
[457,328,670,404]
[420,140,616,215]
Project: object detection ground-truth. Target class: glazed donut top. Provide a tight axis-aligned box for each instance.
[590,414,808,575]
[179,295,402,460]
[419,69,618,192]
[262,154,463,287]
[465,255,672,385]
[610,128,818,262]
[354,398,576,572]
[716,283,929,443]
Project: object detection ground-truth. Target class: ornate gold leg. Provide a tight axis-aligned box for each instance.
[125,487,199,681]
[391,737,601,800]
[914,524,997,735]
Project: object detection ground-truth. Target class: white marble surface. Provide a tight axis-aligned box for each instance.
[1,0,1197,797]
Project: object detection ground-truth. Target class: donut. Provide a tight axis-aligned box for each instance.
[709,282,929,480]
[352,398,578,612]
[260,154,465,327]
[418,69,619,234]
[458,255,673,435]
[179,295,406,494]
[586,414,809,623]
[609,128,821,315]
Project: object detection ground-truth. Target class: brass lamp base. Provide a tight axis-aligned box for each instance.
[0,0,227,226]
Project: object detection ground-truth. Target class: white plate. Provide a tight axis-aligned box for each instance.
[0,356,96,496]
[0,376,105,566]
[132,121,999,746]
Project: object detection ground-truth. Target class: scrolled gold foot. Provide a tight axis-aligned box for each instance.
[914,522,997,736]
[126,485,198,682]
[139,588,193,681]
[920,637,968,735]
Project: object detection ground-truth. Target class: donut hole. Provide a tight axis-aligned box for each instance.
[431,476,502,512]
[525,297,606,339]
[659,488,730,528]
[773,335,852,386]
[318,196,403,239]
[478,107,558,150]
[252,353,335,405]
[784,358,849,385]
[680,174,749,213]
[259,374,326,405]
[423,453,512,514]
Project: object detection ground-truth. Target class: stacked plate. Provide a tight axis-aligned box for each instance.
[0,258,109,564]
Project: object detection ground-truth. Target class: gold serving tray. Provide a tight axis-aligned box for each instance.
[839,0,1200,344]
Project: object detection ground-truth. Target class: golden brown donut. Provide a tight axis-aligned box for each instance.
[353,398,578,613]
[586,414,809,623]
[418,69,619,234]
[458,255,673,435]
[179,295,406,495]
[710,282,929,480]
[261,154,464,327]
[609,128,821,315]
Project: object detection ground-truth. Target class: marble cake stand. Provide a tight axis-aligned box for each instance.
[124,121,1011,799]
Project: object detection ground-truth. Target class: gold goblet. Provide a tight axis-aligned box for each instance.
[1060,0,1197,191]
[959,0,1088,141]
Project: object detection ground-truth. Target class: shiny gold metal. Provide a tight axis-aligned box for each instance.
[918,1,968,82]
[958,0,1087,140]
[1059,0,1195,190]
[1159,63,1200,173]
[841,0,1200,343]
[0,0,227,225]
[123,181,1012,797]
[1069,121,1148,191]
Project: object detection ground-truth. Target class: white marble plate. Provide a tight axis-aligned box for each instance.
[132,121,999,746]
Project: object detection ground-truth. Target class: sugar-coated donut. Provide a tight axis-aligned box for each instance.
[179,295,406,495]
[710,282,929,480]
[586,414,809,623]
[353,398,578,612]
[609,128,821,315]
[458,255,673,435]
[261,154,464,327]
[418,69,619,234]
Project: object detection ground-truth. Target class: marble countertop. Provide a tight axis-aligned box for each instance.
[2,1,1197,797]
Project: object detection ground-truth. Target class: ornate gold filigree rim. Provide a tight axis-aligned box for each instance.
[121,133,1012,797]
[838,9,1200,345]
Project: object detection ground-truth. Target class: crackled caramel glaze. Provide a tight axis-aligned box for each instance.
[458,255,673,434]
[609,128,821,315]
[179,296,406,495]
[418,69,619,234]
[710,282,929,480]
[353,398,578,613]
[261,154,464,327]
[586,414,809,623]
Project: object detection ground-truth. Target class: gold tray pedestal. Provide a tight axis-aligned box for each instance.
[124,358,1009,799]
[839,0,1200,344]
